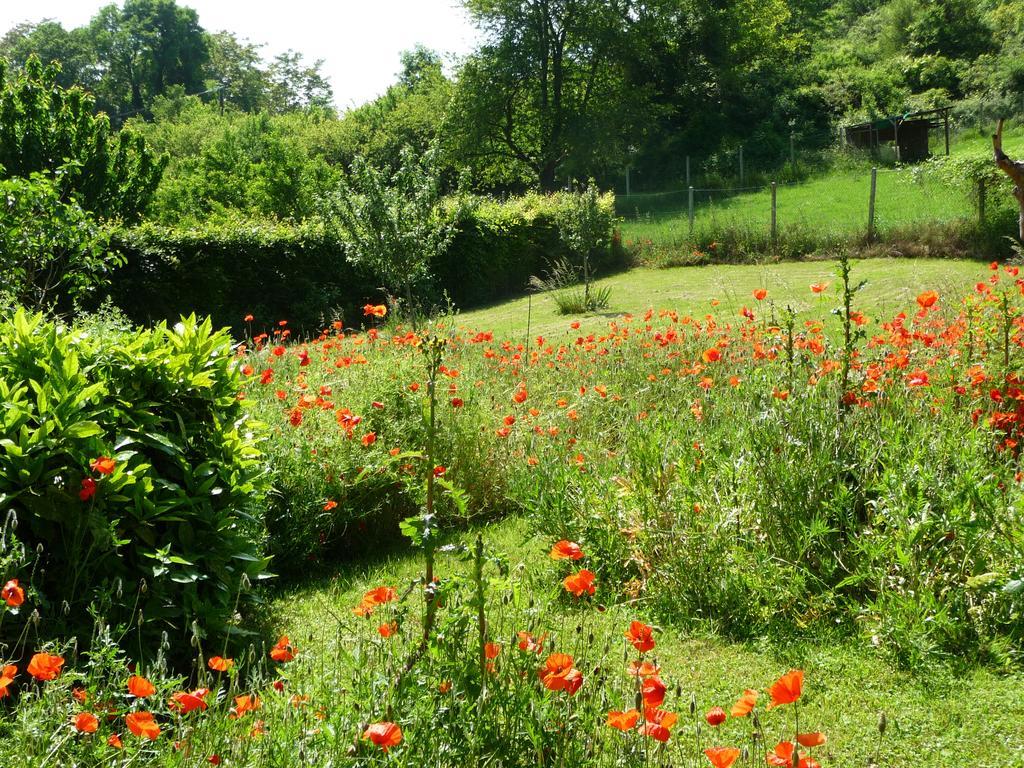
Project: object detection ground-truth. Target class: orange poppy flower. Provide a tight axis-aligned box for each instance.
[74,712,99,733]
[127,675,156,698]
[107,734,123,749]
[627,660,661,678]
[169,688,209,714]
[624,621,655,653]
[363,721,402,751]
[27,652,64,681]
[753,288,768,301]
[352,586,397,617]
[797,732,827,747]
[810,283,828,294]
[0,665,18,699]
[562,569,596,597]
[916,290,938,309]
[702,348,722,363]
[231,694,261,718]
[269,636,296,663]
[512,387,528,404]
[516,631,547,654]
[363,304,387,318]
[208,656,234,672]
[90,456,116,475]
[607,709,640,731]
[705,747,741,768]
[705,706,727,726]
[539,653,583,694]
[768,669,803,708]
[125,711,160,740]
[767,741,797,767]
[641,676,666,708]
[484,642,501,660]
[730,688,758,717]
[2,579,24,607]
[378,622,398,638]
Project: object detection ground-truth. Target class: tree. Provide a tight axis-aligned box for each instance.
[0,20,96,90]
[0,57,166,221]
[88,0,208,120]
[0,174,114,311]
[202,31,269,112]
[994,119,1024,241]
[452,0,637,191]
[326,146,461,317]
[266,51,333,113]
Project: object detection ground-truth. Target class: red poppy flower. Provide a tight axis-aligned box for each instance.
[74,712,99,733]
[706,706,727,726]
[0,665,18,699]
[810,283,828,294]
[208,656,233,672]
[797,732,827,747]
[90,457,116,475]
[562,569,596,597]
[126,711,160,740]
[705,747,741,768]
[627,660,661,678]
[231,694,261,718]
[607,709,640,731]
[753,288,767,301]
[363,721,402,751]
[2,579,24,607]
[548,540,584,560]
[639,707,677,742]
[169,688,209,714]
[516,631,546,654]
[624,621,655,653]
[127,675,156,698]
[513,387,528,404]
[353,586,397,617]
[641,676,666,708]
[378,622,397,638]
[79,478,97,501]
[767,669,803,708]
[539,653,583,694]
[916,290,938,309]
[730,688,758,717]
[270,636,296,663]
[107,734,123,749]
[27,652,64,681]
[361,432,377,447]
[484,642,501,660]
[702,348,721,363]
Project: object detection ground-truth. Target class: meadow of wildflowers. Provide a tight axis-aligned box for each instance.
[0,256,1023,766]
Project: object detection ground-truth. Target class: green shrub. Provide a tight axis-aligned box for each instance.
[106,193,625,334]
[0,174,115,311]
[0,310,268,657]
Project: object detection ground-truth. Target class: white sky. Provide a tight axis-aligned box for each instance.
[0,0,479,109]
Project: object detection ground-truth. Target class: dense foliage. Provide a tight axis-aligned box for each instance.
[0,310,268,654]
[106,192,621,334]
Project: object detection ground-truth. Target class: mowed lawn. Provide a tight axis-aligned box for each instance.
[618,123,1023,248]
[268,258,1023,768]
[457,256,985,339]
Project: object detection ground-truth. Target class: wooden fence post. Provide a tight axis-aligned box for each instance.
[867,167,877,241]
[688,186,695,233]
[771,181,778,248]
[686,155,691,189]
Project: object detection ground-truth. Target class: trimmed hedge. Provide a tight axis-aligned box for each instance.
[106,193,623,334]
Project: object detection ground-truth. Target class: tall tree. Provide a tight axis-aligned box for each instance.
[453,0,639,191]
[203,31,268,112]
[266,51,333,113]
[0,20,96,90]
[89,0,207,120]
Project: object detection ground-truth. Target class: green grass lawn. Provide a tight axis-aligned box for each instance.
[457,256,984,339]
[269,516,1024,768]
[618,122,1024,249]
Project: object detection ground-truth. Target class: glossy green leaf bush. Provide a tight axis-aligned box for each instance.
[0,310,268,655]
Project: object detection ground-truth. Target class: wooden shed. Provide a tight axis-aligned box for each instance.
[844,107,952,162]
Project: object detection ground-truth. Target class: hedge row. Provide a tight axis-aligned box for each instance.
[107,193,623,335]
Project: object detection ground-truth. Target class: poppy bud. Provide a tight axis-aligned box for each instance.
[690,693,696,716]
[878,711,887,736]
[634,691,643,711]
[140,579,148,594]
[115,579,123,598]
[675,683,682,699]
[576,623,583,635]
[31,609,40,627]
[742,748,750,761]
[37,543,44,555]
[62,600,70,616]
[588,632,594,645]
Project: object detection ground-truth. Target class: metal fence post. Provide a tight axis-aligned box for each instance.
[688,186,695,233]
[686,155,691,189]
[739,146,744,186]
[771,181,777,248]
[867,167,877,241]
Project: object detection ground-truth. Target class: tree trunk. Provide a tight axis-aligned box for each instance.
[994,119,1024,241]
[539,162,558,192]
